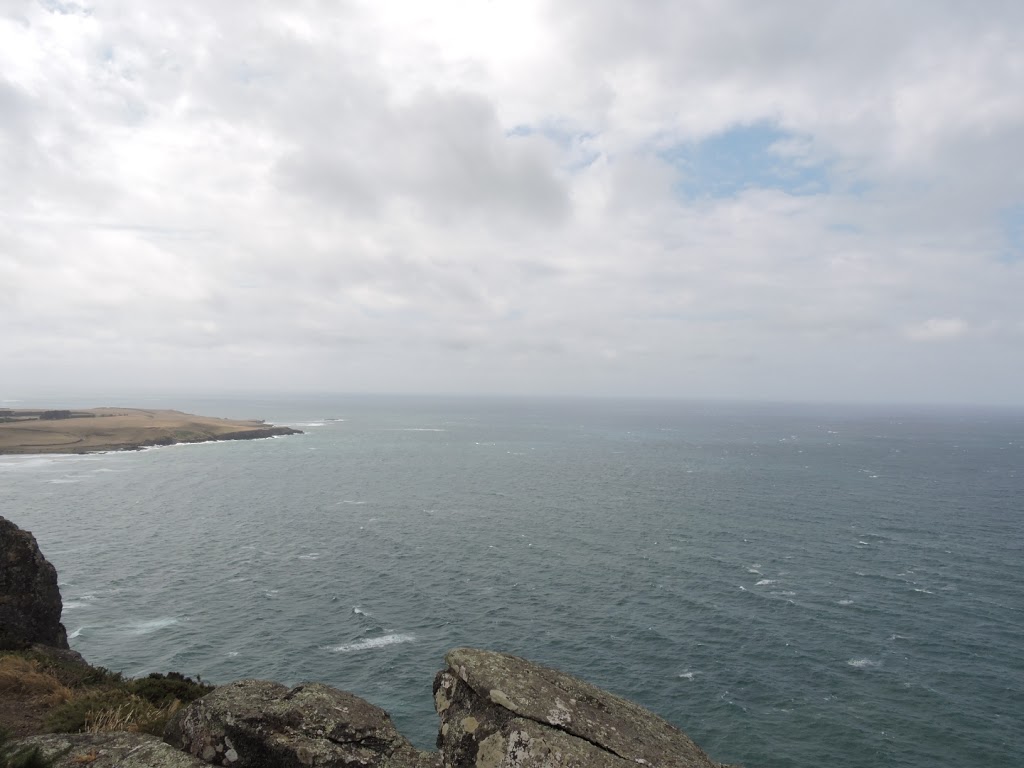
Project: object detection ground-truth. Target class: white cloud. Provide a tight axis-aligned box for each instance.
[1,1,1023,404]
[905,317,968,342]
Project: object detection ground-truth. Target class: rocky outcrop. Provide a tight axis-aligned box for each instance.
[16,732,208,768]
[433,648,730,768]
[0,516,68,650]
[162,650,734,768]
[213,427,303,442]
[164,679,442,768]
[3,520,737,767]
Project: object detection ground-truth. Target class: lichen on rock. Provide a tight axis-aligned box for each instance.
[164,678,441,768]
[433,648,732,768]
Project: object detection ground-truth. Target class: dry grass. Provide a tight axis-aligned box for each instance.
[0,657,74,706]
[0,407,279,455]
[83,697,181,734]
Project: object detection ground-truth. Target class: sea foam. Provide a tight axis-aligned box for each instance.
[327,634,415,653]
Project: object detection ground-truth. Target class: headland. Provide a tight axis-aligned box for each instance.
[0,408,302,455]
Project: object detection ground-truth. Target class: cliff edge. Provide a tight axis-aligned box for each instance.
[3,516,738,767]
[0,516,68,651]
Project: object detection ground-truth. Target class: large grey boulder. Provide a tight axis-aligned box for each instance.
[164,679,441,768]
[0,515,69,650]
[433,648,731,768]
[15,732,208,768]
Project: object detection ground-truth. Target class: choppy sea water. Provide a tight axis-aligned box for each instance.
[2,396,1022,767]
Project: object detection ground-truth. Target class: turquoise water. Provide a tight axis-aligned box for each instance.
[2,396,1022,767]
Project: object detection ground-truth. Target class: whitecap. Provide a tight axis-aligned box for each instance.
[298,553,319,560]
[912,588,933,594]
[352,606,369,616]
[227,651,240,657]
[755,579,776,586]
[68,627,84,639]
[130,617,178,635]
[838,599,854,605]
[678,671,697,680]
[847,658,881,669]
[327,634,415,653]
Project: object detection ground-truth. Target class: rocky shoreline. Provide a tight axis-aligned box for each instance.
[1,516,738,767]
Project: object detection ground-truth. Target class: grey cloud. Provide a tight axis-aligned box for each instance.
[2,1,1023,404]
[276,89,569,226]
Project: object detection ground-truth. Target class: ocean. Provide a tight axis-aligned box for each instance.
[1,395,1021,767]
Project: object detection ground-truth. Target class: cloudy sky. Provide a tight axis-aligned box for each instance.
[2,1,1023,405]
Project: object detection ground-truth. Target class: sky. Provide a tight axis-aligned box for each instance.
[2,1,1023,405]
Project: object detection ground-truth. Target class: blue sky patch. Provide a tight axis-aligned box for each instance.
[662,121,830,199]
[999,204,1024,264]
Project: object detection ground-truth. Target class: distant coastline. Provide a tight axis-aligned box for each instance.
[0,407,302,455]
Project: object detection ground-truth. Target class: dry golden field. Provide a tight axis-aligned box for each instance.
[0,408,295,455]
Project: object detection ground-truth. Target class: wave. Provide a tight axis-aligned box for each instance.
[352,606,370,616]
[68,627,84,639]
[755,579,776,586]
[846,658,881,669]
[326,634,415,653]
[129,617,178,635]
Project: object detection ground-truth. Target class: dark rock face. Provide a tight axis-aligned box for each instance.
[165,678,442,768]
[433,648,730,768]
[16,732,209,768]
[0,516,69,650]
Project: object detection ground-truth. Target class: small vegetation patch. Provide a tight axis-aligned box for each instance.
[44,671,212,737]
[0,651,213,740]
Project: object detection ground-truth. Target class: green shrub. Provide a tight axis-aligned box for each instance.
[127,672,213,707]
[44,689,133,734]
